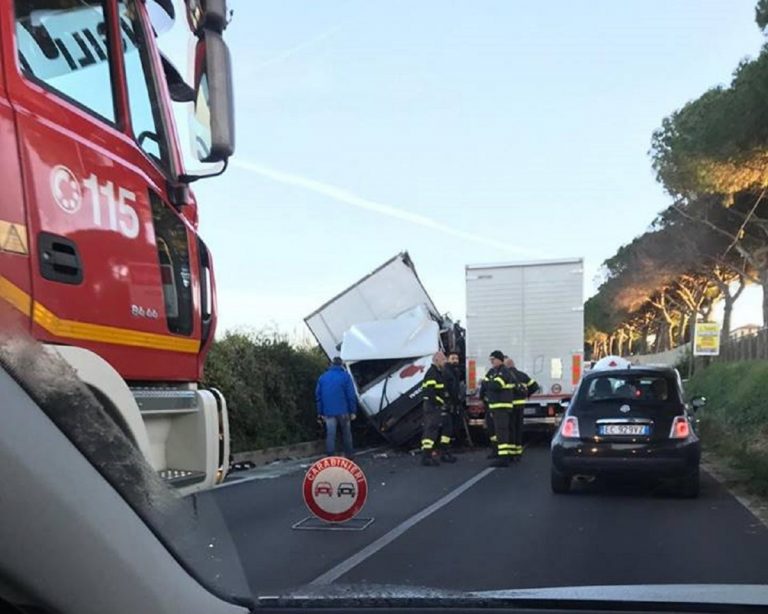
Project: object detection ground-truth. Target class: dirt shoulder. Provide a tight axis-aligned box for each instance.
[703,451,768,529]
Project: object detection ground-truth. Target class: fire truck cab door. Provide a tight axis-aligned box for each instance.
[0,9,32,333]
[5,0,199,380]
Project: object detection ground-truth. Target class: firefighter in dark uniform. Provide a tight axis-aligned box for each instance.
[444,351,463,446]
[479,370,497,457]
[484,350,516,467]
[504,357,540,460]
[420,351,457,465]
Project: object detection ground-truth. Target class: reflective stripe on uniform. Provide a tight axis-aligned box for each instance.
[488,402,514,409]
[440,435,452,445]
[527,379,536,387]
[490,435,498,443]
[513,400,526,406]
[493,377,506,386]
[423,381,444,389]
[435,397,445,405]
[421,438,435,450]
[498,443,515,456]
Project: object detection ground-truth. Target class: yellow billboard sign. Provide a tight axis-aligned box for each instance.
[694,321,721,356]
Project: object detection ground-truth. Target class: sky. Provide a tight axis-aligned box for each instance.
[159,0,765,340]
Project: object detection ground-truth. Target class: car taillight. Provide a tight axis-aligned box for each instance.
[561,416,580,438]
[670,416,690,439]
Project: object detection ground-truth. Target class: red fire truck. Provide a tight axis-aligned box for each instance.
[0,0,235,494]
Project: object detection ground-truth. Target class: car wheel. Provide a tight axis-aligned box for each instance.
[551,467,571,494]
[678,469,700,499]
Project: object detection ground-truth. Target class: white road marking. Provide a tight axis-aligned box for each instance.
[701,461,768,529]
[309,466,496,585]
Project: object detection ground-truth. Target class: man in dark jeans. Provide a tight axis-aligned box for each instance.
[315,357,357,458]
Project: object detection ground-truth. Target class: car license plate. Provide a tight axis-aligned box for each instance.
[523,407,537,416]
[599,424,650,436]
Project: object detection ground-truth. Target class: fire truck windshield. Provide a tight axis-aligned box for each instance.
[14,0,174,173]
[15,1,117,122]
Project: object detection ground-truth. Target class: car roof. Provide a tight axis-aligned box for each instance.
[583,366,677,379]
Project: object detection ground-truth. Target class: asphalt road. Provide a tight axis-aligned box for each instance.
[210,443,768,596]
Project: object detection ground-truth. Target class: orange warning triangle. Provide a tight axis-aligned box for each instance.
[2,224,28,255]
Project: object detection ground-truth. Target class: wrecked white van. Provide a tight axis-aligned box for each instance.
[305,253,462,446]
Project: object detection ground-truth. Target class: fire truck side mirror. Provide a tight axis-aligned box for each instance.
[191,30,235,163]
[185,0,228,36]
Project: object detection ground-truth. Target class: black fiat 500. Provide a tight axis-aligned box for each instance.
[551,366,703,497]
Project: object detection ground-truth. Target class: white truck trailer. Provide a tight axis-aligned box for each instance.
[465,258,584,432]
[305,253,462,446]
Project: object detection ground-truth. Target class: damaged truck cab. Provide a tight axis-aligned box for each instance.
[305,253,463,446]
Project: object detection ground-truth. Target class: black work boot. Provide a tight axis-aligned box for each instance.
[440,452,458,464]
[491,456,511,468]
[421,451,439,466]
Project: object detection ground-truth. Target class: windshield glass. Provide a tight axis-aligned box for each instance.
[14,0,173,170]
[14,0,116,122]
[6,0,768,610]
[119,0,171,169]
[579,374,678,405]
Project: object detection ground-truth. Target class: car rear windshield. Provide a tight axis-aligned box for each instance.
[576,374,680,408]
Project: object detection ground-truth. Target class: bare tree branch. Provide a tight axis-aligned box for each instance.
[722,188,768,260]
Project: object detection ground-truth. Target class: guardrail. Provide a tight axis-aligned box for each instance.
[232,440,325,469]
[631,344,690,367]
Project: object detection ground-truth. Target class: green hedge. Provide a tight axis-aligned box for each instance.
[686,361,768,495]
[202,331,328,452]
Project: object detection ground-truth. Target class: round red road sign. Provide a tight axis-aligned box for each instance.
[302,456,368,523]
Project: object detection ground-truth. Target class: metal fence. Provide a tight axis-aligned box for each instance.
[716,328,768,362]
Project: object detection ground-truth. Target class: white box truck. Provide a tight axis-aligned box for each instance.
[305,253,462,446]
[465,258,584,432]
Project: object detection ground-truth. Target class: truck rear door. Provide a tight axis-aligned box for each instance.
[466,260,584,396]
[5,0,202,380]
[516,261,584,399]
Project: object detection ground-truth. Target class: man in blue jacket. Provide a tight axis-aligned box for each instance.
[315,357,358,458]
